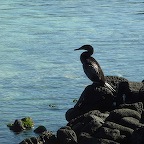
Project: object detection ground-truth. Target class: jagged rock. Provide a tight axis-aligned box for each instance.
[34,125,47,134]
[57,126,77,144]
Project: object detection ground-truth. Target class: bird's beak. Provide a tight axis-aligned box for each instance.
[74,48,79,51]
[74,47,82,51]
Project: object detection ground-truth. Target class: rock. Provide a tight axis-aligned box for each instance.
[66,84,114,121]
[19,131,57,144]
[106,108,141,122]
[94,127,121,141]
[131,127,144,144]
[19,138,37,144]
[7,117,34,133]
[119,117,144,130]
[118,102,143,115]
[21,117,34,129]
[139,84,144,102]
[105,76,128,90]
[57,126,77,144]
[39,131,57,144]
[78,132,99,144]
[81,115,104,135]
[34,125,47,134]
[103,121,134,137]
[116,81,143,106]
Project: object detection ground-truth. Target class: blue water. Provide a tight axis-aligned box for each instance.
[0,0,144,143]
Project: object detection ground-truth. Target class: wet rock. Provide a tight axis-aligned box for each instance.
[57,126,77,144]
[34,125,47,134]
[7,119,25,132]
[7,117,34,133]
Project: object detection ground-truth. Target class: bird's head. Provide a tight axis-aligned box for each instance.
[74,45,93,51]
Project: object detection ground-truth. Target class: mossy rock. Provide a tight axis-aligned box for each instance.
[21,117,34,129]
[7,117,34,132]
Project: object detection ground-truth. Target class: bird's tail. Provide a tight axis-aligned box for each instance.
[105,82,116,93]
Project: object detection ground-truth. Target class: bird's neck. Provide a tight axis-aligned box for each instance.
[80,51,92,64]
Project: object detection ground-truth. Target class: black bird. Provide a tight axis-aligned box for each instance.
[75,45,115,92]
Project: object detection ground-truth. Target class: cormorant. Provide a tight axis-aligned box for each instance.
[74,44,115,92]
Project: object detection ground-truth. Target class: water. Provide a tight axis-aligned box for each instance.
[0,0,144,143]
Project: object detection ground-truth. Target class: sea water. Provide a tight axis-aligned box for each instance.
[0,0,144,143]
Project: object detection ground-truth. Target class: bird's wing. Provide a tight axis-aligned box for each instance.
[83,57,105,82]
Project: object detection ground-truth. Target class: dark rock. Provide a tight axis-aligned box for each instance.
[79,132,120,144]
[40,131,57,144]
[119,117,144,130]
[67,110,108,126]
[66,84,114,121]
[66,108,82,122]
[7,117,34,133]
[106,108,141,122]
[34,125,47,134]
[97,138,120,144]
[131,127,144,144]
[19,131,57,144]
[81,115,104,135]
[118,102,143,114]
[10,119,25,132]
[116,81,143,106]
[19,138,33,144]
[78,132,99,144]
[139,84,144,102]
[103,121,134,137]
[57,126,77,144]
[105,76,128,90]
[67,110,107,135]
[94,127,121,141]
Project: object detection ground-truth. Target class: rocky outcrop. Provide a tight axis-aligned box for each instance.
[18,76,144,144]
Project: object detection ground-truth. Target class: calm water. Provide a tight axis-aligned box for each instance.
[0,0,144,143]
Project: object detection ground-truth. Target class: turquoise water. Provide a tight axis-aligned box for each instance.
[0,0,144,143]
